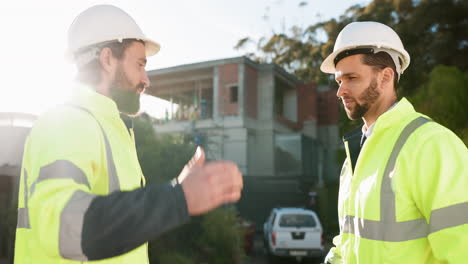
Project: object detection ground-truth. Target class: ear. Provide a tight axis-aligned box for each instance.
[381,67,394,87]
[98,47,116,74]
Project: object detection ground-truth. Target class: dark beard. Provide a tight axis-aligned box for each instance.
[349,77,380,120]
[109,66,143,115]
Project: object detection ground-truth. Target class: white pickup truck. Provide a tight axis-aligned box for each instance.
[263,207,324,262]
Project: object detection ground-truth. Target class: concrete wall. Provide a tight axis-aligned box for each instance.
[283,89,297,122]
[189,130,248,174]
[222,128,248,174]
[256,67,275,122]
[247,129,275,177]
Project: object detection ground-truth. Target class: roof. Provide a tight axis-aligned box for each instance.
[147,56,302,84]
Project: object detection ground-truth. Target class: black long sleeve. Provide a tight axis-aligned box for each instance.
[81,182,190,260]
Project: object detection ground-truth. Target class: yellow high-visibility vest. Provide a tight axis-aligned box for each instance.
[14,85,148,264]
[326,98,468,264]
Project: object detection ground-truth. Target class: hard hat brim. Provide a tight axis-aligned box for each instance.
[141,37,160,57]
[320,45,410,74]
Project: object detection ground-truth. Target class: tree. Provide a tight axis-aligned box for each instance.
[411,65,468,144]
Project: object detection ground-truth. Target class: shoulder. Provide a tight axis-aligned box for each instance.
[412,117,464,147]
[27,105,104,165]
[403,115,467,161]
[32,105,100,138]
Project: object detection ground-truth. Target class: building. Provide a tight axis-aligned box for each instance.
[0,112,36,263]
[145,56,340,225]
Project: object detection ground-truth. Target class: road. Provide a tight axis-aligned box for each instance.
[245,233,325,264]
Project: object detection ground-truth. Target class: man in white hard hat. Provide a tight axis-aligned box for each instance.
[321,21,468,263]
[14,5,243,263]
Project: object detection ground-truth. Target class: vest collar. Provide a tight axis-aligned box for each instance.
[343,98,414,140]
[372,98,414,135]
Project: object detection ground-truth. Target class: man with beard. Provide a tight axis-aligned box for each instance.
[321,22,468,264]
[14,5,243,264]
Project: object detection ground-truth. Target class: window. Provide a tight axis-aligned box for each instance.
[230,85,238,103]
[279,214,316,227]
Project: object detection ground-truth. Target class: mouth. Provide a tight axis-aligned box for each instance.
[137,86,145,94]
[342,98,354,109]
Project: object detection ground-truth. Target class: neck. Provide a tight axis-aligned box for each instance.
[362,95,397,129]
[95,81,111,98]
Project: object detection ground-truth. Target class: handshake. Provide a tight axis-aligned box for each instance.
[177,147,244,216]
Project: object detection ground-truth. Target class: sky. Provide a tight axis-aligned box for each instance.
[0,0,370,117]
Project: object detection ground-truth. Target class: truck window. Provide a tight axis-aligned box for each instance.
[279,214,316,227]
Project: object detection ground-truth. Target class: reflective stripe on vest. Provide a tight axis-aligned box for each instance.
[69,105,121,193]
[16,105,120,230]
[343,116,468,241]
[30,160,91,197]
[59,190,96,261]
[17,169,30,229]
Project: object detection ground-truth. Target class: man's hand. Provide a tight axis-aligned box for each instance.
[179,147,243,216]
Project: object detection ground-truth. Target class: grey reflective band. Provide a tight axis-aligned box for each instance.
[30,160,91,196]
[59,190,96,261]
[379,117,431,223]
[430,201,468,234]
[17,208,30,229]
[343,215,429,242]
[101,125,120,192]
[343,117,431,241]
[17,169,31,229]
[67,105,120,192]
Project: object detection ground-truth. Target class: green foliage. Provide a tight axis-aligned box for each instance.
[156,252,195,264]
[148,208,246,264]
[197,208,245,264]
[133,115,246,263]
[411,65,468,145]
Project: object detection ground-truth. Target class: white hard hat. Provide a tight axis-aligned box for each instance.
[320,21,410,77]
[67,5,160,65]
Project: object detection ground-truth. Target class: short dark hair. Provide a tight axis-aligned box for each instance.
[76,39,144,86]
[361,52,399,90]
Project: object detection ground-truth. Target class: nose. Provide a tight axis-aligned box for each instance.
[336,82,347,98]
